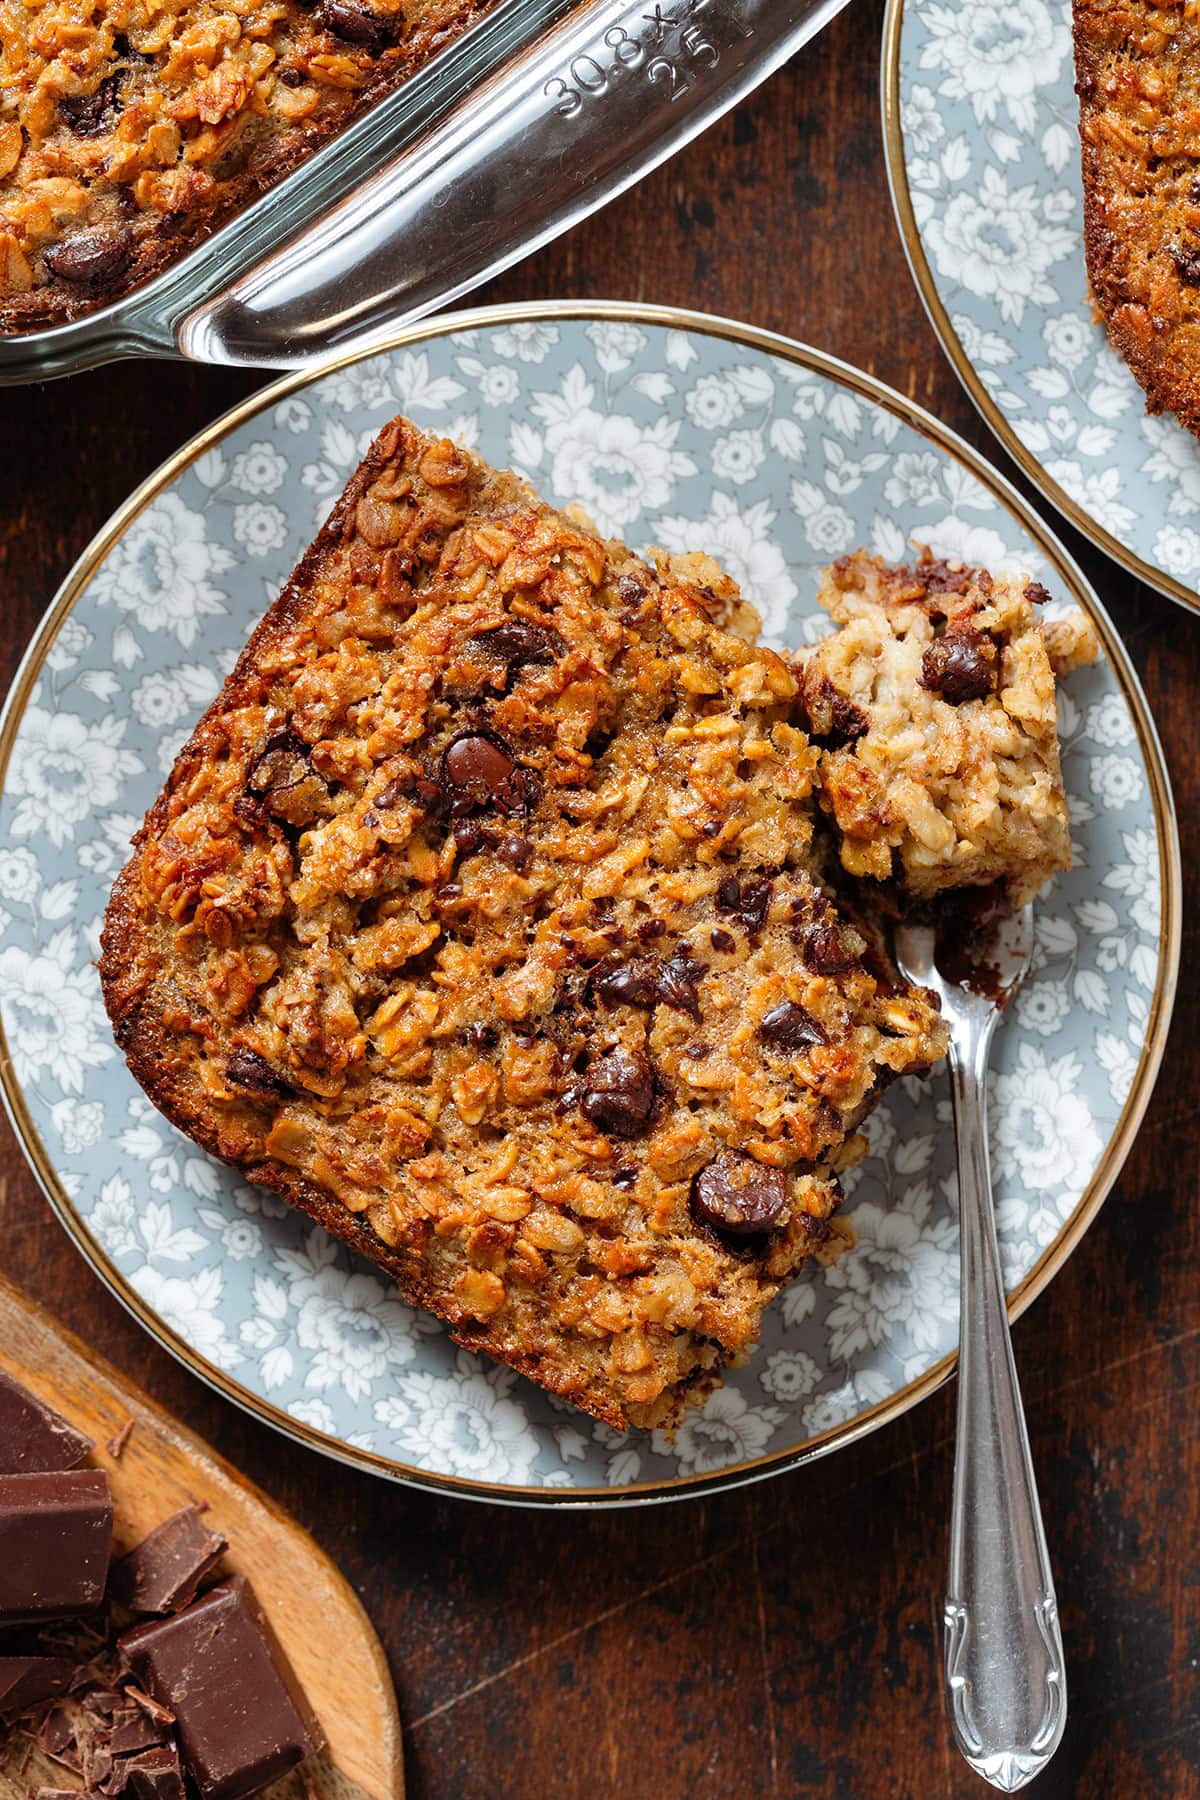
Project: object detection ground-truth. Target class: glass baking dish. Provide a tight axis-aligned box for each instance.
[0,0,850,384]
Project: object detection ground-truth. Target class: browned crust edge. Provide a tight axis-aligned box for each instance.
[1,0,494,337]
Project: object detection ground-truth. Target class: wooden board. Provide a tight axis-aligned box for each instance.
[0,1273,403,1800]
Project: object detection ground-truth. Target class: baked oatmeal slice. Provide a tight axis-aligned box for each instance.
[101,417,947,1434]
[797,550,1099,908]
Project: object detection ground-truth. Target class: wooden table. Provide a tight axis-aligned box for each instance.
[2,2,1195,1793]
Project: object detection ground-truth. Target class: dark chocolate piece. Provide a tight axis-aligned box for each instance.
[690,1151,788,1236]
[0,1470,112,1623]
[579,1048,656,1138]
[0,1368,92,1474]
[108,1701,171,1755]
[109,1742,187,1798]
[109,1505,227,1616]
[0,1655,74,1717]
[119,1575,322,1799]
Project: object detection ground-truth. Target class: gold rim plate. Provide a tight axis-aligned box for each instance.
[0,302,1181,1506]
[880,0,1200,615]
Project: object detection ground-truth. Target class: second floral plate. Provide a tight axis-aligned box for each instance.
[884,0,1200,610]
[0,304,1179,1503]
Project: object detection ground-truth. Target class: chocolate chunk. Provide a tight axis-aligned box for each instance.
[462,1022,498,1050]
[611,1166,637,1189]
[0,1470,112,1624]
[758,1000,828,1051]
[0,1656,74,1717]
[119,1575,322,1800]
[246,732,327,826]
[43,1703,77,1761]
[496,834,533,872]
[593,952,704,1021]
[802,923,861,977]
[445,732,512,787]
[43,226,133,287]
[635,918,665,941]
[616,572,647,607]
[107,1703,172,1756]
[60,72,125,135]
[710,928,735,952]
[690,1152,788,1236]
[109,1505,227,1616]
[715,875,773,936]
[1172,240,1200,286]
[920,627,996,705]
[470,618,564,679]
[442,731,541,816]
[580,1048,656,1138]
[371,771,445,818]
[317,0,397,46]
[804,676,869,746]
[224,1049,296,1103]
[109,1743,187,1799]
[655,951,706,1019]
[0,1368,92,1474]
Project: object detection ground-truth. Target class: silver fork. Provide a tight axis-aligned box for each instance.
[895,906,1066,1793]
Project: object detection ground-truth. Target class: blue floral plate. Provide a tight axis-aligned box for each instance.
[0,306,1179,1504]
[884,0,1200,611]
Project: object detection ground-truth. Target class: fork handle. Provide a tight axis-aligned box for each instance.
[943,1021,1067,1792]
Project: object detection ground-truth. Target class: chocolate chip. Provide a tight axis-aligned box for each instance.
[714,874,774,936]
[43,225,133,286]
[636,918,665,941]
[593,952,704,1021]
[442,731,541,816]
[690,1151,787,1236]
[1172,240,1200,285]
[317,0,397,47]
[463,1023,498,1050]
[611,1166,637,1189]
[580,1048,656,1137]
[225,1050,296,1102]
[1024,580,1052,608]
[739,878,773,935]
[444,732,513,789]
[470,619,564,678]
[920,627,996,705]
[277,65,306,86]
[60,73,125,135]
[373,771,445,817]
[710,928,735,952]
[247,731,327,826]
[802,923,860,977]
[616,573,647,606]
[758,1000,828,1051]
[496,835,532,872]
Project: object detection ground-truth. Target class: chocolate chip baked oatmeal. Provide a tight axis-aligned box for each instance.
[0,0,493,331]
[100,417,950,1432]
[797,550,1099,909]
[1074,0,1200,435]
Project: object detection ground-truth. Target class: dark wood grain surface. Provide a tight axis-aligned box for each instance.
[1,2,1194,1794]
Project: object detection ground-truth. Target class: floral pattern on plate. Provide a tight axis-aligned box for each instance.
[891,0,1200,599]
[0,318,1169,1496]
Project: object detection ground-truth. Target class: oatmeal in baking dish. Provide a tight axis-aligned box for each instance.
[0,0,495,330]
